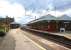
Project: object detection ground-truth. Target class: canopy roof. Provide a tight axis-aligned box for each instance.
[29,14,71,24]
[10,22,19,24]
[56,15,71,20]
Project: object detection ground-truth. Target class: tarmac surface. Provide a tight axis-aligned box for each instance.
[0,28,70,50]
[8,29,44,50]
[0,29,45,50]
[0,31,15,50]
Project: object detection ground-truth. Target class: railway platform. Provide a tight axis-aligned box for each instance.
[0,30,15,50]
[0,28,70,50]
[9,29,46,50]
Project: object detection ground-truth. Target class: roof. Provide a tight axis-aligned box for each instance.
[10,22,19,24]
[28,14,71,24]
[38,14,56,20]
[57,15,71,20]
[0,18,4,21]
[0,17,14,23]
[29,14,56,23]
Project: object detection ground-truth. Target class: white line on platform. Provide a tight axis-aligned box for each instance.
[23,34,46,50]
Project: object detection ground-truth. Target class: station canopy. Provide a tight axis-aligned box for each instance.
[30,14,56,23]
[56,15,71,20]
[29,14,71,24]
[10,22,19,24]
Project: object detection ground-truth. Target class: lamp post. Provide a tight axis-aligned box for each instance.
[35,16,36,20]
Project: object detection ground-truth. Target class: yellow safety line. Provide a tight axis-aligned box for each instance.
[24,34,46,50]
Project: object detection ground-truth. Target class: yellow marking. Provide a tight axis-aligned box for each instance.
[24,34,46,50]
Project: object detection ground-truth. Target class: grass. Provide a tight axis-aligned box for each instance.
[0,26,5,32]
[0,25,10,32]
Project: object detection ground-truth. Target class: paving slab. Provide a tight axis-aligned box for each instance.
[0,32,15,50]
[9,29,44,50]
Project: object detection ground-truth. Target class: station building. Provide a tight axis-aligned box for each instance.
[0,16,14,32]
[27,14,71,32]
[10,22,20,29]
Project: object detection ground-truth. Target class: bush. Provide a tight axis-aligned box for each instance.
[0,31,6,37]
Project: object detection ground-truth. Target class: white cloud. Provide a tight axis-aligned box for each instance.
[48,11,64,17]
[0,0,25,22]
[34,10,64,17]
[64,8,71,16]
[25,10,65,19]
[48,3,54,11]
[26,10,32,16]
[1,0,71,24]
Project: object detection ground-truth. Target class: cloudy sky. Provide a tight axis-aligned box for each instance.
[0,0,71,24]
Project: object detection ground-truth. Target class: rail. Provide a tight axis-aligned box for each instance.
[21,27,71,49]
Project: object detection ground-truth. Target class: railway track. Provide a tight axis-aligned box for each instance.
[44,33,71,49]
[21,28,71,49]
